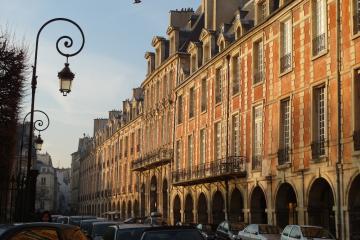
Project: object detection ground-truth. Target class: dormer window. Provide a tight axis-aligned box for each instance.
[203,43,210,63]
[219,40,226,52]
[147,61,151,75]
[236,27,241,40]
[191,54,197,73]
[155,48,161,67]
[270,0,280,13]
[257,1,267,24]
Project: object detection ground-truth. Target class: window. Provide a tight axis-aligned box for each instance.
[188,135,194,171]
[353,0,360,34]
[232,114,240,156]
[137,129,141,152]
[176,140,182,170]
[253,39,264,84]
[232,55,240,95]
[257,1,267,23]
[289,226,302,239]
[162,116,167,144]
[201,78,207,112]
[177,95,183,124]
[191,54,197,73]
[354,68,360,150]
[204,44,210,63]
[313,0,326,55]
[253,105,263,170]
[41,177,46,185]
[200,129,206,165]
[312,85,326,158]
[125,136,129,157]
[215,68,222,103]
[169,70,173,93]
[130,132,135,155]
[280,18,292,72]
[215,122,222,160]
[189,87,195,118]
[279,98,291,164]
[163,75,168,97]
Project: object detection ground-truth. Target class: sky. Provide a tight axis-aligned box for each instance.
[1,0,201,168]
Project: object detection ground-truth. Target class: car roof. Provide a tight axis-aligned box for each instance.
[2,223,76,230]
[143,226,198,231]
[81,218,106,223]
[93,221,117,226]
[116,224,152,229]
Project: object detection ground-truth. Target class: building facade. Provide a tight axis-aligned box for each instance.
[56,168,71,215]
[77,0,360,239]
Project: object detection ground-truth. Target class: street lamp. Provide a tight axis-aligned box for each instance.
[34,134,44,151]
[25,18,85,221]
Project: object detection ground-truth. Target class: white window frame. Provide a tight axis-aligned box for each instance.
[215,122,222,160]
[200,129,206,165]
[232,114,240,156]
[280,17,293,73]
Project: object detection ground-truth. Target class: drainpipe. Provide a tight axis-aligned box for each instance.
[225,55,231,221]
[335,0,343,238]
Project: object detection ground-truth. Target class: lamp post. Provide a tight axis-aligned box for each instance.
[25,18,85,221]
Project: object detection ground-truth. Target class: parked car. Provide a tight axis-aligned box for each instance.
[280,225,335,240]
[103,223,152,240]
[197,223,217,240]
[80,218,107,236]
[215,221,247,240]
[123,217,147,224]
[51,215,63,222]
[0,222,87,240]
[57,216,70,224]
[69,215,97,226]
[91,221,118,240]
[238,224,281,240]
[143,212,164,225]
[140,225,206,240]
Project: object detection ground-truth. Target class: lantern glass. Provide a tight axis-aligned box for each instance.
[34,135,43,151]
[59,78,72,96]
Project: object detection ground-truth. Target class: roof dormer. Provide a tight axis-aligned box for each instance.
[167,26,180,56]
[145,52,155,76]
[152,36,169,68]
[200,28,217,64]
[187,41,203,74]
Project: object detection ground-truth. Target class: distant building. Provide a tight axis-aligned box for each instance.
[35,153,57,213]
[55,168,71,215]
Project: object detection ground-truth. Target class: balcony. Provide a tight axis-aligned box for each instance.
[311,138,326,160]
[354,130,360,151]
[132,147,173,171]
[280,53,291,72]
[277,147,290,166]
[312,33,326,56]
[172,156,247,186]
[252,155,262,170]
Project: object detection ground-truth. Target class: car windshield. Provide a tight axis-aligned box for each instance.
[300,227,334,239]
[94,223,116,236]
[142,229,203,240]
[116,227,148,240]
[259,225,280,234]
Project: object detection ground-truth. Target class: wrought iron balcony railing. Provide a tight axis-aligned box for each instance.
[311,138,326,159]
[312,33,326,56]
[280,53,292,72]
[172,156,246,186]
[252,155,262,170]
[354,130,360,151]
[131,147,173,171]
[277,147,290,166]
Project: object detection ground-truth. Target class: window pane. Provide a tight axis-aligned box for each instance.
[200,129,206,165]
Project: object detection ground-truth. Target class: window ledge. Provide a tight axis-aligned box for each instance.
[277,162,291,170]
[215,102,222,107]
[351,32,360,40]
[311,49,328,61]
[279,67,293,77]
[252,81,264,88]
[188,116,195,121]
[232,92,240,98]
[310,155,328,164]
[201,110,207,115]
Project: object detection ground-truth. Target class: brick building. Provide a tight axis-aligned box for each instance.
[77,0,360,239]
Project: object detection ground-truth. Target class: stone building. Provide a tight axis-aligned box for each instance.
[55,168,71,215]
[77,0,360,239]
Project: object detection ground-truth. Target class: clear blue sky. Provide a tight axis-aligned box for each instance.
[1,0,200,168]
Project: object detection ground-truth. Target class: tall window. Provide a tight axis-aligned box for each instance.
[215,122,222,160]
[169,70,173,93]
[200,129,206,165]
[189,87,195,118]
[232,55,240,95]
[215,68,222,103]
[137,129,141,152]
[313,0,326,55]
[280,18,292,72]
[119,139,123,158]
[162,116,167,144]
[354,68,360,150]
[312,85,326,157]
[232,114,240,156]
[177,95,183,124]
[130,132,135,155]
[257,1,267,23]
[253,105,263,170]
[188,135,194,171]
[354,0,360,34]
[125,136,129,157]
[176,140,182,170]
[163,75,168,97]
[201,78,207,112]
[191,54,197,73]
[253,39,264,84]
[279,98,291,164]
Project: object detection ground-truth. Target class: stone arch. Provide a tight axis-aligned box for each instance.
[163,178,168,220]
[307,177,335,236]
[134,200,139,218]
[212,190,225,225]
[185,194,194,223]
[173,194,181,224]
[275,182,298,228]
[150,175,158,212]
[250,185,267,224]
[127,200,132,218]
[121,200,126,220]
[348,174,360,239]
[198,192,208,224]
[229,187,244,222]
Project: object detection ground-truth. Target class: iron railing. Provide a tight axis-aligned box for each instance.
[131,147,173,171]
[354,130,360,151]
[311,138,326,159]
[312,33,326,56]
[277,147,290,165]
[253,71,263,84]
[252,155,262,170]
[280,53,292,72]
[172,156,246,185]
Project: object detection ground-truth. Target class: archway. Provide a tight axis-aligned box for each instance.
[117,202,121,219]
[141,183,145,217]
[349,174,360,240]
[150,176,158,212]
[121,200,126,220]
[308,178,335,236]
[230,188,244,222]
[276,183,297,228]
[163,179,168,220]
[127,200,132,218]
[250,186,267,224]
[173,195,181,224]
[134,200,139,218]
[198,193,208,224]
[212,191,225,225]
[185,194,194,223]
